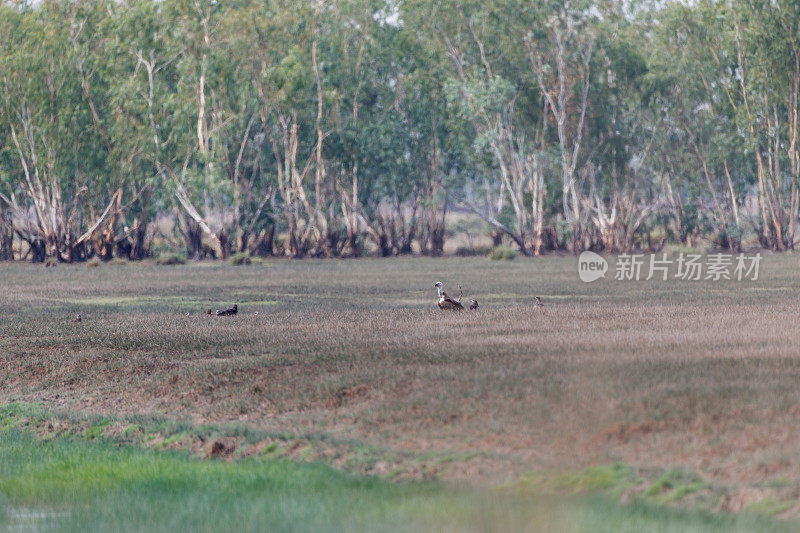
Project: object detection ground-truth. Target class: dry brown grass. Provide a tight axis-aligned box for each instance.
[3,255,800,498]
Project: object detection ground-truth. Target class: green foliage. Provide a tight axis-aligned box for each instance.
[0,0,798,261]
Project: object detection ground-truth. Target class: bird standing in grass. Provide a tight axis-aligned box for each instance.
[72,314,82,323]
[534,296,544,307]
[217,304,238,316]
[434,282,465,311]
[469,299,479,310]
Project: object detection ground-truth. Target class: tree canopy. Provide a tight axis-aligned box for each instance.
[1,0,799,261]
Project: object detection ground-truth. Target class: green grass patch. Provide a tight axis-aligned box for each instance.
[56,295,280,309]
[1,428,542,532]
[0,429,794,533]
[0,403,35,430]
[510,463,639,499]
[84,419,111,440]
[645,468,709,504]
[745,498,793,516]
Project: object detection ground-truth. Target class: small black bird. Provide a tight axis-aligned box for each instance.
[217,304,238,316]
[469,299,479,310]
[534,296,544,307]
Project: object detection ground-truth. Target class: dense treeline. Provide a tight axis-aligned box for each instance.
[1,0,799,262]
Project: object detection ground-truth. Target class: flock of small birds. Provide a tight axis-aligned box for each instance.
[72,304,239,323]
[69,283,545,323]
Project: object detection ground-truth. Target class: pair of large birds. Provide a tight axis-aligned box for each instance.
[433,281,543,311]
[434,281,476,311]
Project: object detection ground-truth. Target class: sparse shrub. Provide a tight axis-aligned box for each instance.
[87,257,101,267]
[455,245,492,257]
[556,220,573,249]
[230,252,252,265]
[354,235,368,257]
[489,245,518,261]
[156,252,187,266]
[274,235,288,254]
[666,245,704,257]
[151,241,175,258]
[250,256,264,265]
[110,258,129,266]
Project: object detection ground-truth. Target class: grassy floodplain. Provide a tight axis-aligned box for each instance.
[4,253,800,530]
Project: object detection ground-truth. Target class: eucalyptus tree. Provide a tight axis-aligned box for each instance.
[0,4,18,259]
[732,0,800,250]
[403,0,545,254]
[524,2,598,251]
[4,0,800,262]
[648,0,800,251]
[233,0,324,257]
[0,2,115,262]
[96,0,174,259]
[104,0,206,257]
[166,0,240,258]
[325,0,415,256]
[62,0,174,260]
[632,4,730,249]
[336,2,458,256]
[578,3,659,252]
